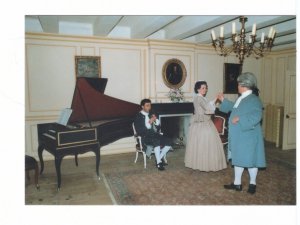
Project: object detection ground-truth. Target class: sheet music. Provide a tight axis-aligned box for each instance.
[57,108,73,126]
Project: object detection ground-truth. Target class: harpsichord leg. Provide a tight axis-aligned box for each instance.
[75,154,78,167]
[54,156,63,190]
[95,146,101,180]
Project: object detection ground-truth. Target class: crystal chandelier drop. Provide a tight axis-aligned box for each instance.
[211,16,276,64]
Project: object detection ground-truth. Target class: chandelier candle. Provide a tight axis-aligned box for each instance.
[232,22,236,34]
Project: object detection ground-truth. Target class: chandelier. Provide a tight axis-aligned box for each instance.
[211,16,276,64]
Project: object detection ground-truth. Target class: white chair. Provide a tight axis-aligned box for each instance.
[132,123,167,169]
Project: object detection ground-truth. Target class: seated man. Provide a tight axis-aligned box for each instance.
[134,99,172,171]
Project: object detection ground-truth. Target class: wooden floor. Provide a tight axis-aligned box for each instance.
[25,141,296,205]
[25,154,118,205]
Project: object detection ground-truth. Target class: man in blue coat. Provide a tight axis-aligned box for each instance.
[217,72,266,194]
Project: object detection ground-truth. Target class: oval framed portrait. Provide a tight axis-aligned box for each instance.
[162,58,187,89]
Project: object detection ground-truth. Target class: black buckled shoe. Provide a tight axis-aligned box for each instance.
[247,184,256,194]
[161,158,168,166]
[157,162,165,171]
[224,183,242,191]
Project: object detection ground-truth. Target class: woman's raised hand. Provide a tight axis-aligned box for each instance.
[216,93,224,102]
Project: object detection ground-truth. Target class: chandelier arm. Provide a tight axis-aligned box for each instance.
[252,46,263,58]
[252,45,272,59]
[220,45,234,56]
[212,40,234,57]
[246,43,254,57]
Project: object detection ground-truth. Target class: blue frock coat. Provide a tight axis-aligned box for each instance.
[219,94,266,168]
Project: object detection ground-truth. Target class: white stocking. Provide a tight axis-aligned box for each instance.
[248,167,258,185]
[153,146,161,164]
[234,166,244,185]
[160,146,171,160]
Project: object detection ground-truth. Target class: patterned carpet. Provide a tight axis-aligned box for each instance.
[104,149,296,205]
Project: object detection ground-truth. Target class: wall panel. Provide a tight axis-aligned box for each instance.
[149,47,195,102]
[153,53,193,100]
[196,53,223,100]
[275,57,286,105]
[287,55,296,71]
[26,44,76,117]
[80,46,96,56]
[261,58,273,105]
[100,48,143,104]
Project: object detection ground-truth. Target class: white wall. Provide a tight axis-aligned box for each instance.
[25,33,295,159]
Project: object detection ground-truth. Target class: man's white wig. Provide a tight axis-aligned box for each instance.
[237,72,257,88]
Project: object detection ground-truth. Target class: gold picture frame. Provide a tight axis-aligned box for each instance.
[75,56,101,78]
[162,58,187,89]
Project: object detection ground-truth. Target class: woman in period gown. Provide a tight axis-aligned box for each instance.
[184,81,227,171]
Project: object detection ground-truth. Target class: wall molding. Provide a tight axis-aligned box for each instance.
[269,48,296,56]
[26,32,147,46]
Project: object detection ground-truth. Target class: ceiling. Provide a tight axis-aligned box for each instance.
[25,15,296,51]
